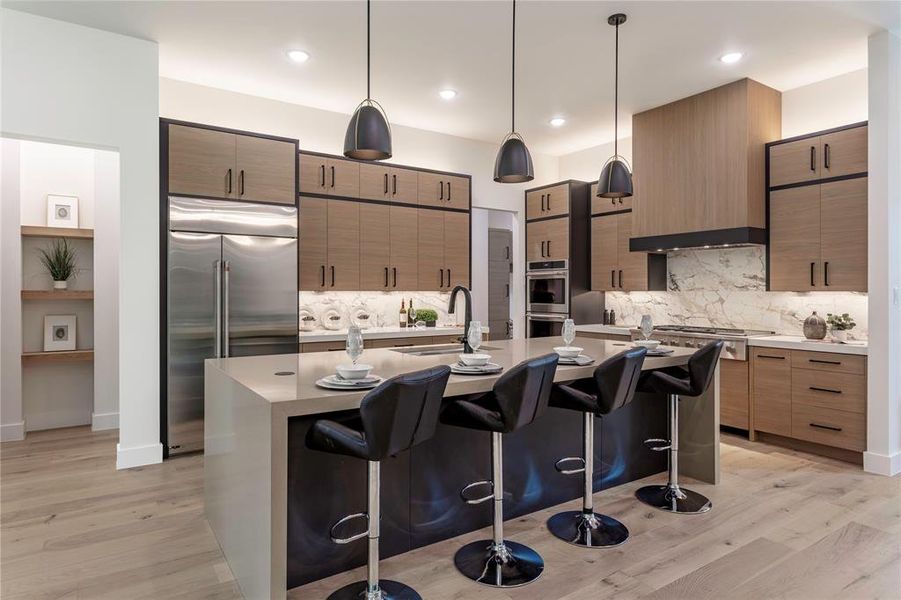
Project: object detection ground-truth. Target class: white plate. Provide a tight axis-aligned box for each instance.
[558,355,594,365]
[316,374,383,390]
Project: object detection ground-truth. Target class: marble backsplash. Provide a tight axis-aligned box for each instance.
[605,246,868,339]
[298,291,458,331]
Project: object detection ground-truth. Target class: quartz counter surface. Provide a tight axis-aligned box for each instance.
[299,325,469,343]
[574,324,634,336]
[748,335,868,356]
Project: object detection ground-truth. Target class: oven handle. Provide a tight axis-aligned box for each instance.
[527,314,568,322]
[526,270,569,279]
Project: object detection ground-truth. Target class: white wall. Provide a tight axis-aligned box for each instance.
[558,137,632,183]
[1,9,159,468]
[0,139,24,441]
[781,69,868,138]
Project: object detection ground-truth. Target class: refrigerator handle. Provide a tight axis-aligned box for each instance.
[214,259,222,358]
[223,260,231,358]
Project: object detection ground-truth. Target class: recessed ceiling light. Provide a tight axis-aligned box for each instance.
[720,52,743,64]
[549,117,566,127]
[287,50,310,63]
[439,89,457,100]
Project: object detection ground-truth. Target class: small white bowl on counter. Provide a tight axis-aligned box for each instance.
[553,346,583,358]
[633,340,662,350]
[336,363,373,380]
[458,353,491,367]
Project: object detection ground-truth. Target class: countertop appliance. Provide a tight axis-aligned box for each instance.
[630,325,774,361]
[164,197,298,455]
[526,259,569,315]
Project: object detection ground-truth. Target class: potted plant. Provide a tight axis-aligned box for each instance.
[415,308,438,327]
[38,238,78,290]
[826,313,856,343]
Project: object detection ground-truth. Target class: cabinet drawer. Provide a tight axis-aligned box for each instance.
[791,402,865,451]
[792,369,865,414]
[791,351,865,375]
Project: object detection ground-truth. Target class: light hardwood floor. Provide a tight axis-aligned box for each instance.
[2,427,898,599]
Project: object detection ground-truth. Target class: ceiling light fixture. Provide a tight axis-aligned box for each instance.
[439,89,458,100]
[720,52,743,64]
[549,117,566,127]
[597,13,633,198]
[344,0,392,160]
[494,0,534,183]
[287,50,310,63]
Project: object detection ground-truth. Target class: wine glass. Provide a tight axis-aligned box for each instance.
[562,318,576,347]
[639,314,654,341]
[467,321,483,353]
[346,325,363,365]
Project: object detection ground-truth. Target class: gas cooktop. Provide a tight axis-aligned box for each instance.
[653,325,774,337]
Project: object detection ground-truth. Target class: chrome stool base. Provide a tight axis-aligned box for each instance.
[327,579,421,600]
[547,510,630,547]
[453,539,544,588]
[635,484,711,514]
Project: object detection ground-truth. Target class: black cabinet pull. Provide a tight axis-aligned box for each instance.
[330,165,335,188]
[447,268,451,284]
[393,267,397,287]
[447,181,451,202]
[320,164,326,187]
[809,359,842,365]
[540,194,545,211]
[239,169,245,195]
[330,266,335,287]
[384,267,389,288]
[547,240,552,256]
[824,143,830,169]
[384,173,388,194]
[392,174,397,195]
[810,145,816,171]
[809,386,842,394]
[439,181,444,200]
[824,261,830,286]
[505,283,509,298]
[547,194,551,211]
[757,354,785,360]
[320,265,325,287]
[611,270,616,287]
[227,168,233,193]
[611,198,616,206]
[541,241,546,257]
[618,270,623,288]
[439,268,444,287]
[505,246,510,259]
[618,198,623,204]
[810,262,815,287]
[809,422,842,432]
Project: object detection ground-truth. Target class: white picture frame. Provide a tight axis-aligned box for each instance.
[43,315,77,352]
[46,194,79,228]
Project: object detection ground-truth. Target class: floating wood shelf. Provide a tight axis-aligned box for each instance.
[20,226,94,239]
[21,290,94,301]
[21,349,94,365]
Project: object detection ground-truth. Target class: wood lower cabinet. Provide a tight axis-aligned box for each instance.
[235,135,296,204]
[751,348,792,437]
[417,209,470,290]
[590,212,662,292]
[720,360,750,430]
[419,173,470,210]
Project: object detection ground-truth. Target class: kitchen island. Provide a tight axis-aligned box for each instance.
[204,336,719,599]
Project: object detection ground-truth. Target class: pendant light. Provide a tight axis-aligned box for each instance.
[493,0,534,183]
[344,0,392,160]
[597,13,633,198]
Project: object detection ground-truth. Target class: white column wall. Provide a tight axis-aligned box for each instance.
[0,139,24,441]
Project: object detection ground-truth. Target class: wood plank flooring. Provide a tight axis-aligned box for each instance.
[2,428,898,599]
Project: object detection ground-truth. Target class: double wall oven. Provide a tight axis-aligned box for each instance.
[526,259,569,338]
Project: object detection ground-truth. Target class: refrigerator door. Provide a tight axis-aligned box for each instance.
[168,232,223,455]
[223,235,299,358]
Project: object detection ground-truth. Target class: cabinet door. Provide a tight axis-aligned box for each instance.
[769,185,821,291]
[720,360,749,430]
[390,206,418,290]
[359,203,390,290]
[821,126,867,179]
[751,348,792,437]
[769,137,821,187]
[544,217,569,259]
[327,201,360,290]
[444,175,470,211]
[444,211,470,289]
[168,124,236,198]
[526,221,546,261]
[235,135,296,204]
[542,183,571,219]
[820,178,867,291]
[525,189,545,220]
[299,198,328,290]
[616,213,649,291]
[299,154,327,194]
[359,163,390,201]
[418,172,445,208]
[326,158,360,198]
[417,209,445,290]
[591,182,628,215]
[389,167,418,205]
[591,216,618,291]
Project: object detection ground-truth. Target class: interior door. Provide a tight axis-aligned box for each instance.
[769,185,821,291]
[390,206,418,290]
[360,203,390,290]
[168,124,236,199]
[819,177,867,291]
[443,211,470,290]
[299,197,328,290]
[591,216,618,291]
[417,209,445,290]
[223,235,298,358]
[235,135,296,204]
[488,229,513,340]
[327,200,360,290]
[544,217,569,259]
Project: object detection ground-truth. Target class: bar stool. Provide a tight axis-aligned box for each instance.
[440,353,559,588]
[306,365,451,600]
[547,347,647,547]
[635,340,723,514]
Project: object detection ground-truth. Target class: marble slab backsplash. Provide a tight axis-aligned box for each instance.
[298,291,458,330]
[605,246,868,339]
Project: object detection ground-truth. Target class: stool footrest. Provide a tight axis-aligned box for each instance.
[329,512,370,544]
[644,438,672,452]
[460,480,494,505]
[554,456,586,475]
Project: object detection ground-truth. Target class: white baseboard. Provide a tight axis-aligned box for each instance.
[91,411,119,431]
[0,421,25,442]
[116,442,163,470]
[863,450,901,476]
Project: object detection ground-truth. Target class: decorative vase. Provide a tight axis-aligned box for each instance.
[831,329,848,343]
[802,311,827,340]
[53,280,68,290]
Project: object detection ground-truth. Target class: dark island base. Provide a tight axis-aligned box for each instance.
[286,392,669,589]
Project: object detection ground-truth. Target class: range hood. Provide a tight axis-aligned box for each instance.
[630,227,767,252]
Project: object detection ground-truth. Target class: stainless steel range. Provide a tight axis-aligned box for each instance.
[630,325,774,361]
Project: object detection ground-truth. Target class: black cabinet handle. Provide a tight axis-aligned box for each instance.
[809,359,842,365]
[809,386,842,394]
[618,269,623,288]
[611,270,616,288]
[439,181,444,201]
[320,265,325,287]
[393,267,397,287]
[541,241,546,257]
[810,146,816,171]
[384,267,389,288]
[541,194,545,211]
[330,165,335,188]
[239,169,245,195]
[611,198,616,206]
[505,283,509,298]
[505,246,510,259]
[320,164,326,187]
[384,173,388,194]
[757,354,785,360]
[392,174,397,195]
[824,261,830,286]
[447,181,451,202]
[809,422,842,432]
[824,143,830,169]
[618,198,623,204]
[547,240,552,256]
[330,266,335,287]
[547,194,551,211]
[439,268,444,288]
[447,268,451,284]
[227,168,233,193]
[810,262,815,287]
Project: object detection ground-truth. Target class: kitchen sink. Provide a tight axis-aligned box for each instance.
[390,344,500,356]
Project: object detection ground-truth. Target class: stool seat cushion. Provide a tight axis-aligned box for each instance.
[307,417,369,460]
[637,368,693,396]
[637,341,723,398]
[440,394,505,433]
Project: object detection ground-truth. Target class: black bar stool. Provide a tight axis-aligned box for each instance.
[547,347,647,547]
[440,353,559,588]
[306,366,451,600]
[635,341,723,514]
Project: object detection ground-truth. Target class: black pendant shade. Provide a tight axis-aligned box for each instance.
[597,13,633,198]
[344,100,391,160]
[494,133,534,183]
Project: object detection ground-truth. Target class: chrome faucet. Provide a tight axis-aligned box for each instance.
[448,285,474,353]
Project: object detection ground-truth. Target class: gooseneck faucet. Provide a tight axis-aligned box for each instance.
[448,285,474,353]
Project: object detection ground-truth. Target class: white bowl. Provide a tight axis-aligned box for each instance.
[336,363,373,380]
[554,346,583,358]
[634,340,661,350]
[459,353,490,367]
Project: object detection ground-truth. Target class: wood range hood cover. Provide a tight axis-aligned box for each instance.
[629,78,782,252]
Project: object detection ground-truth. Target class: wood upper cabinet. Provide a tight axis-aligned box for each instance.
[326,201,360,290]
[769,185,821,291]
[299,198,328,290]
[590,182,631,214]
[390,206,418,290]
[616,214,649,291]
[390,168,418,205]
[419,173,470,210]
[769,137,821,187]
[301,155,359,197]
[768,125,867,187]
[543,217,569,259]
[444,211,470,289]
[235,135,295,204]
[359,203,391,290]
[821,126,867,178]
[417,210,445,290]
[360,164,417,205]
[591,216,618,291]
[359,163,391,201]
[526,221,545,261]
[820,178,867,291]
[526,184,569,220]
[168,125,236,199]
[751,348,792,437]
[299,153,327,195]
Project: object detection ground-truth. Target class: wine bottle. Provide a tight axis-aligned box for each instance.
[399,299,407,328]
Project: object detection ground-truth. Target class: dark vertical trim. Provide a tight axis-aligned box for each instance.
[765,139,771,290]
[159,120,170,458]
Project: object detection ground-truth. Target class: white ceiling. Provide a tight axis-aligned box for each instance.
[6,1,899,155]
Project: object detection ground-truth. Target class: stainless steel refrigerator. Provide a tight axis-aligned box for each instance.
[166,197,298,455]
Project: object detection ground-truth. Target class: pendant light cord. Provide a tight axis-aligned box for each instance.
[511,0,516,133]
[366,0,371,100]
[613,19,619,158]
